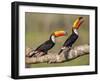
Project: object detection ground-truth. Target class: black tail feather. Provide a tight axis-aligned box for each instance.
[28,50,38,57]
[58,49,63,55]
[28,53,36,57]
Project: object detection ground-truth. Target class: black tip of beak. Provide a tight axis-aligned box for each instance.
[79,17,83,20]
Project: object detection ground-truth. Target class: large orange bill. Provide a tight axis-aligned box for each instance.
[73,17,84,29]
[54,30,67,37]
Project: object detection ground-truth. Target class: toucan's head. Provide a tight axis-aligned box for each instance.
[72,17,84,29]
[53,30,67,37]
[50,31,67,43]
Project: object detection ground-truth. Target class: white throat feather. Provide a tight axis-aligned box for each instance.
[51,35,55,43]
[73,29,78,35]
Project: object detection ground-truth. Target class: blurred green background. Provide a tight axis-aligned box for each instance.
[25,12,89,68]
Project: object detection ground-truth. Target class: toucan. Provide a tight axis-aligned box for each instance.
[58,17,84,55]
[28,31,67,57]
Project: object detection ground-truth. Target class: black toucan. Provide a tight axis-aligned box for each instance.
[58,17,84,55]
[28,31,67,57]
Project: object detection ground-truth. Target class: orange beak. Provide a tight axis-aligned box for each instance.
[73,17,84,29]
[54,31,67,37]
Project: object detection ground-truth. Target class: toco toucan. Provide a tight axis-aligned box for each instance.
[58,17,84,55]
[28,30,67,57]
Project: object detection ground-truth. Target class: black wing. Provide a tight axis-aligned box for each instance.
[58,33,78,55]
[35,40,55,53]
[63,32,78,47]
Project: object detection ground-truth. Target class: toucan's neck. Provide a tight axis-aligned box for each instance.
[72,29,78,35]
[50,35,56,43]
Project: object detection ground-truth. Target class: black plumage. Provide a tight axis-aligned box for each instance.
[58,17,84,55]
[63,31,78,47]
[58,30,78,55]
[28,30,67,57]
[28,35,55,57]
[35,40,55,53]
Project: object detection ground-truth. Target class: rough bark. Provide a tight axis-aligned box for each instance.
[25,44,89,64]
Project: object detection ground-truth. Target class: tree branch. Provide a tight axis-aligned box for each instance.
[25,44,89,64]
